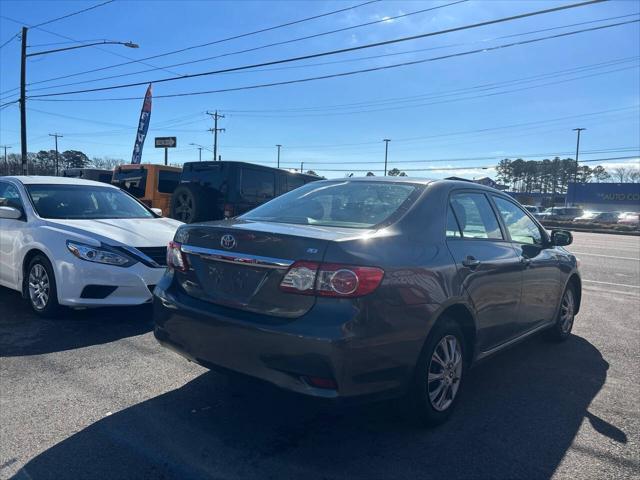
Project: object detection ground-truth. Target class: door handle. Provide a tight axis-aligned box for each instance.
[462,256,481,268]
[520,256,531,267]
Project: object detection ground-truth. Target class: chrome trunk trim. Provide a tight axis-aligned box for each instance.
[180,245,294,270]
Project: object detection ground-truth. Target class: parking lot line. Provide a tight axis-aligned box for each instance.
[571,252,640,261]
[583,279,640,289]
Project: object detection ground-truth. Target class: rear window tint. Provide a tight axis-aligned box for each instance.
[241,169,275,201]
[158,170,180,193]
[112,168,147,198]
[242,181,420,229]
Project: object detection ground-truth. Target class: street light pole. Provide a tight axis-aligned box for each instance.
[19,30,139,175]
[49,133,63,175]
[383,139,391,176]
[276,144,282,168]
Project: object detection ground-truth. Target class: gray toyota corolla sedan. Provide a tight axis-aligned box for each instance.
[154,178,580,425]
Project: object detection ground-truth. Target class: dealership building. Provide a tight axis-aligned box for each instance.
[566,183,640,211]
[505,183,639,211]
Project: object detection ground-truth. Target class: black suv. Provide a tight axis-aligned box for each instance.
[170,161,320,223]
[61,168,113,184]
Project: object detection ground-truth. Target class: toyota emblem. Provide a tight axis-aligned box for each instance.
[220,234,236,250]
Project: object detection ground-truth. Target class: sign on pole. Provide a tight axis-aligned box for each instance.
[155,137,177,165]
[155,137,177,148]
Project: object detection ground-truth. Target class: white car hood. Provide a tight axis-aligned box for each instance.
[43,217,183,247]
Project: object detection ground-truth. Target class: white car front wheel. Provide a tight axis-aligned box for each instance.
[26,255,61,317]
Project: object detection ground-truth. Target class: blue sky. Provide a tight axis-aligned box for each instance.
[1,0,639,179]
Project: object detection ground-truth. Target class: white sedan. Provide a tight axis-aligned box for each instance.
[0,176,182,316]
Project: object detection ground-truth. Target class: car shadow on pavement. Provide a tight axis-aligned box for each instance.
[0,287,153,357]
[12,334,613,480]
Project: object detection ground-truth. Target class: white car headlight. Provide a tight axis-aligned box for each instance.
[66,241,135,267]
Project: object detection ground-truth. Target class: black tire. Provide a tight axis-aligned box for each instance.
[409,317,466,427]
[25,254,61,318]
[170,184,208,223]
[544,284,577,342]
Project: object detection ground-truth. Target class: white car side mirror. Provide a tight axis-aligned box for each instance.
[0,206,22,219]
[151,207,163,216]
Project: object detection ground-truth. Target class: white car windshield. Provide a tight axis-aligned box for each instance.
[26,184,154,219]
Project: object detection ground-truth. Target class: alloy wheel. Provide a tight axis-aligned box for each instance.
[175,194,193,222]
[560,289,575,334]
[28,263,50,311]
[427,335,463,412]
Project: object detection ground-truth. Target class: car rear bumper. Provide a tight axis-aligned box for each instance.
[153,279,432,399]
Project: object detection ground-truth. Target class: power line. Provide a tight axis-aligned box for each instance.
[0,15,181,77]
[8,0,381,91]
[222,64,639,118]
[23,0,468,92]
[220,57,638,114]
[31,18,637,102]
[303,156,640,173]
[31,0,115,29]
[24,10,637,94]
[274,148,640,165]
[26,0,608,99]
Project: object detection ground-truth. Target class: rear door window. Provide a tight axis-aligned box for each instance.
[449,192,503,240]
[240,168,275,202]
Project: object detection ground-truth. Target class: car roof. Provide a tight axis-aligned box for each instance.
[4,175,118,188]
[312,177,509,193]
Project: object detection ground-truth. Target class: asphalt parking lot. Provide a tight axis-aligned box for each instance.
[0,231,638,480]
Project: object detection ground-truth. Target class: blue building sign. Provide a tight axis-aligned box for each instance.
[567,183,640,210]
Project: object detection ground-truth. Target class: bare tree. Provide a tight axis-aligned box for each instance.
[610,167,637,183]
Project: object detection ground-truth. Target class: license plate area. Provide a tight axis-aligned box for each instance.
[201,259,268,305]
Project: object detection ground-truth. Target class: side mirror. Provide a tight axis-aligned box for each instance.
[550,229,573,247]
[0,206,23,220]
[151,207,163,216]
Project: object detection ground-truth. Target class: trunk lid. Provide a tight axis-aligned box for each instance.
[175,219,372,318]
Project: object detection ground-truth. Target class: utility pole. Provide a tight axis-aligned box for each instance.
[571,128,586,206]
[1,145,11,175]
[300,161,304,173]
[20,27,27,174]
[197,147,202,161]
[49,133,63,175]
[206,110,225,161]
[276,144,282,168]
[383,139,391,176]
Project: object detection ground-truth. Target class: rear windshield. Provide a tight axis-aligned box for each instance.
[112,168,147,198]
[241,181,420,229]
[27,184,153,219]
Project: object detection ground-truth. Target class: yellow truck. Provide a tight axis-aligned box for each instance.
[111,164,182,216]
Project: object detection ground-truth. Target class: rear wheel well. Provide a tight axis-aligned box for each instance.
[21,249,49,297]
[436,304,477,364]
[567,274,582,313]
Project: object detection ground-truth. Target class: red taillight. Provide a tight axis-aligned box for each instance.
[167,241,188,272]
[280,261,383,298]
